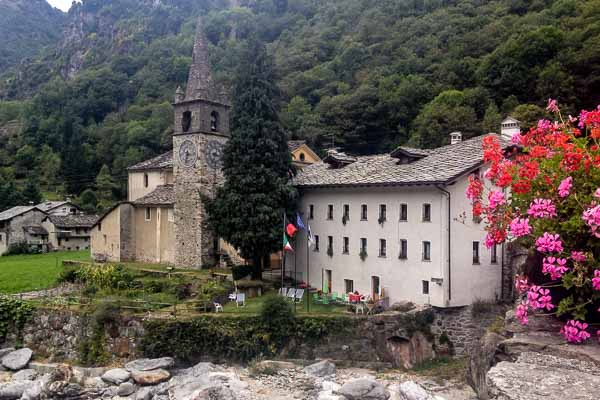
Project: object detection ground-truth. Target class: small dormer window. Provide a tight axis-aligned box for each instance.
[182,111,192,132]
[210,111,219,132]
[299,153,306,162]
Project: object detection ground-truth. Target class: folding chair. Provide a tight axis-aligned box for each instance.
[278,287,288,297]
[294,289,305,303]
[287,288,296,301]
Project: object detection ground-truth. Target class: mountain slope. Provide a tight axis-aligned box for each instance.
[0,0,65,74]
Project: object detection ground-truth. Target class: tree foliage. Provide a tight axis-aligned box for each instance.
[206,39,296,278]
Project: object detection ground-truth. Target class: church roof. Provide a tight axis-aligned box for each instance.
[127,151,173,171]
[183,17,230,106]
[293,134,508,188]
[134,185,175,206]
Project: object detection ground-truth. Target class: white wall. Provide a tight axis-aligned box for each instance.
[128,171,174,202]
[290,174,502,308]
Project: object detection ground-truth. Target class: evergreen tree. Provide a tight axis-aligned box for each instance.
[95,164,118,212]
[206,39,297,279]
[22,176,42,205]
[482,103,502,133]
[78,188,99,214]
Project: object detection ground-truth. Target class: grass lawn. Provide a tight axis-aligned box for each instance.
[0,250,90,294]
[222,292,349,315]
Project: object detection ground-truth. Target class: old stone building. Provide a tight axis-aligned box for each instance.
[0,206,47,254]
[41,214,98,251]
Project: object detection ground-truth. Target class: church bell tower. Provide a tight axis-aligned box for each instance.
[173,17,230,268]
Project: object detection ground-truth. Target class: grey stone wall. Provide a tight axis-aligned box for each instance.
[2,210,47,249]
[431,304,507,355]
[119,203,136,261]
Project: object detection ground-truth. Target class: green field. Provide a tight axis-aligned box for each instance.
[0,250,90,293]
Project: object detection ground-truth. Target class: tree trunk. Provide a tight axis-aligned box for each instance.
[251,256,263,280]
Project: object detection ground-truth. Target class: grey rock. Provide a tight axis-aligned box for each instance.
[131,369,170,386]
[255,360,296,371]
[101,368,131,385]
[303,360,336,377]
[1,349,32,371]
[135,387,154,400]
[168,363,248,400]
[188,386,239,400]
[336,378,390,400]
[125,357,174,372]
[0,350,14,360]
[11,369,37,381]
[488,352,600,400]
[0,381,29,399]
[466,332,506,399]
[394,381,435,400]
[117,382,137,396]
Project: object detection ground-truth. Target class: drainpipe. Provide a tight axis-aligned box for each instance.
[436,186,451,304]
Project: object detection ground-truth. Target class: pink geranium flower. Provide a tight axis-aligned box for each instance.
[561,320,591,343]
[535,233,563,253]
[515,302,529,325]
[547,98,559,113]
[571,251,586,262]
[594,188,600,199]
[514,275,529,293]
[488,191,506,209]
[542,257,569,280]
[583,205,600,238]
[592,270,600,291]
[528,199,557,219]
[558,176,573,198]
[509,217,532,237]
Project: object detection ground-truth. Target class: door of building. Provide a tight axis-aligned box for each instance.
[323,269,332,293]
[371,276,380,300]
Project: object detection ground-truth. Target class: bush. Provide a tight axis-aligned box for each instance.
[232,265,253,280]
[260,296,295,346]
[4,242,38,256]
[196,281,231,310]
[471,298,497,317]
[57,266,80,284]
[174,283,192,300]
[77,264,135,290]
[0,296,33,341]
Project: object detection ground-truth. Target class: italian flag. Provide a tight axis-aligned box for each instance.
[283,233,294,252]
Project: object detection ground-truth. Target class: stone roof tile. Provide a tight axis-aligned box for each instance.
[127,151,173,171]
[134,185,175,206]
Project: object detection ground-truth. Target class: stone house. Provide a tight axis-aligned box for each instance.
[0,206,47,254]
[36,200,80,216]
[41,214,99,252]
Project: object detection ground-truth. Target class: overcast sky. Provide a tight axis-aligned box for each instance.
[47,0,80,12]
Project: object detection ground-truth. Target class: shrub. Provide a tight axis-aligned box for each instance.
[232,265,253,280]
[260,296,295,346]
[174,283,192,300]
[4,242,37,256]
[78,303,119,366]
[196,281,231,310]
[57,266,80,284]
[0,296,33,341]
[77,264,135,290]
[467,101,600,342]
[471,298,497,317]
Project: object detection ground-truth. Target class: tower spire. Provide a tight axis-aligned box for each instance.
[185,16,214,101]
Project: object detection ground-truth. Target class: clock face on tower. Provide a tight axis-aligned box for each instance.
[205,140,224,169]
[178,140,197,168]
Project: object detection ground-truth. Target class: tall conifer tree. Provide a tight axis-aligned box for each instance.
[206,39,296,279]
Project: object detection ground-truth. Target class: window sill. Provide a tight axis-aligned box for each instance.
[473,262,481,265]
[342,252,349,255]
[422,259,431,262]
[422,220,432,223]
[399,220,407,223]
[398,257,407,261]
[378,255,387,258]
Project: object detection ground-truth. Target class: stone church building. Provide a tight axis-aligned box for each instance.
[91,18,318,267]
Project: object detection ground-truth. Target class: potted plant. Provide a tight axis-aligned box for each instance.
[359,249,368,261]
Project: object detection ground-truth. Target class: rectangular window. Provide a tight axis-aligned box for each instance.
[314,235,320,251]
[343,204,350,220]
[327,204,334,220]
[379,239,387,257]
[400,203,408,222]
[473,241,480,264]
[361,204,368,220]
[144,173,149,188]
[309,204,314,220]
[491,244,498,264]
[98,223,102,232]
[167,209,174,222]
[379,204,387,222]
[399,239,408,259]
[422,241,431,261]
[422,280,430,295]
[145,207,151,221]
[422,203,431,222]
[327,236,334,253]
[360,238,368,254]
[343,237,349,254]
[344,279,354,294]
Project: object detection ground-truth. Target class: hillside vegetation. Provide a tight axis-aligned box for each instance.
[0,0,599,211]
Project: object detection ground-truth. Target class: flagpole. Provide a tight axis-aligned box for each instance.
[294,234,297,313]
[281,212,285,290]
[306,230,310,312]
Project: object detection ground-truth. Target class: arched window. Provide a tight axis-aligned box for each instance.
[182,111,192,132]
[299,153,306,161]
[210,111,219,132]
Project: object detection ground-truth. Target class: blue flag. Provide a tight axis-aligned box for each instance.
[296,213,306,231]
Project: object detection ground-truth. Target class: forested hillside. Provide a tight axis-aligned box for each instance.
[0,0,65,74]
[0,0,599,211]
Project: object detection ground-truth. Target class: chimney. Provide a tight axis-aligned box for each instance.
[450,132,462,145]
[501,117,521,141]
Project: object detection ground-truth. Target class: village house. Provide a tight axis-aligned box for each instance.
[289,140,321,168]
[41,214,99,252]
[36,200,81,216]
[0,206,47,254]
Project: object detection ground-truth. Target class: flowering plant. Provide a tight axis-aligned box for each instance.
[467,100,600,343]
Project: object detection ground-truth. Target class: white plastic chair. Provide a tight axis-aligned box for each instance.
[214,302,223,313]
[294,289,305,303]
[228,293,237,302]
[287,288,297,300]
[236,293,246,307]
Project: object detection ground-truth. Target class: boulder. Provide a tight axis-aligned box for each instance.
[487,352,600,400]
[11,369,37,381]
[117,382,137,396]
[188,386,239,400]
[389,301,416,312]
[303,360,336,377]
[255,360,296,371]
[1,349,32,371]
[101,368,131,385]
[0,350,14,360]
[131,369,170,385]
[336,378,390,400]
[466,332,506,399]
[135,386,154,400]
[0,381,29,399]
[125,357,174,372]
[393,381,435,400]
[167,363,248,400]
